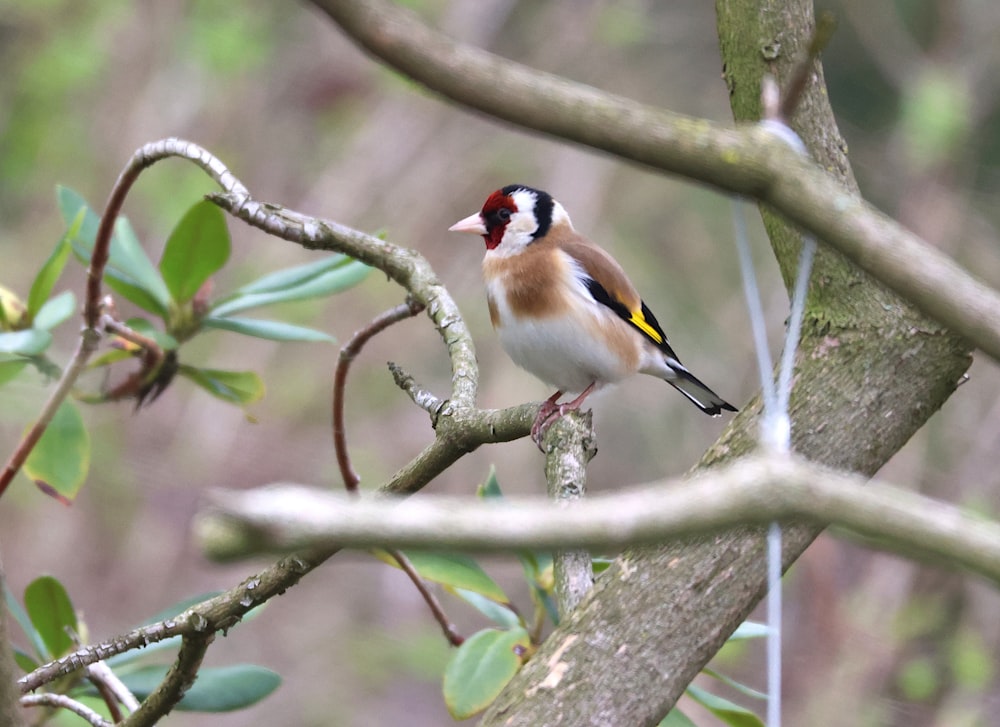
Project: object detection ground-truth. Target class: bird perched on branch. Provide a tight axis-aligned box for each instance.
[450,184,737,445]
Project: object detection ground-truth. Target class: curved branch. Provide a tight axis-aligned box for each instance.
[193,454,1000,587]
[311,0,1000,364]
[20,694,111,727]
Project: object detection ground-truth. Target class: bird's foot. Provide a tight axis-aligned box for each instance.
[530,384,596,450]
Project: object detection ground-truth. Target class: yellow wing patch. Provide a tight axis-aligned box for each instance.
[629,310,663,344]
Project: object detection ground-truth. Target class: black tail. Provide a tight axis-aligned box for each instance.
[667,368,737,416]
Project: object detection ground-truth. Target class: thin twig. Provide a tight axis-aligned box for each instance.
[389,548,464,646]
[21,693,112,727]
[388,361,446,419]
[87,660,140,715]
[333,299,424,492]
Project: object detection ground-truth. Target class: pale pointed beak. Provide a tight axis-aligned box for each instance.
[449,212,487,235]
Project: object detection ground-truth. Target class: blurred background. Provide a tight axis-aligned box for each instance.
[1,0,999,724]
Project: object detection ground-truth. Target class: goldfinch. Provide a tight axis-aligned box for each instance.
[450,184,737,442]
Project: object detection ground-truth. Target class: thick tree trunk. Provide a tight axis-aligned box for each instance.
[478,2,972,725]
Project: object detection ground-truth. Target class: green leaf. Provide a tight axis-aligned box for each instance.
[443,628,530,720]
[23,576,78,659]
[13,648,39,674]
[58,186,171,316]
[56,186,99,249]
[452,588,523,629]
[702,668,768,701]
[372,550,509,604]
[0,329,52,356]
[685,684,766,727]
[202,316,334,343]
[729,621,769,641]
[0,359,29,387]
[114,216,173,310]
[476,466,503,499]
[177,365,264,405]
[33,291,76,331]
[210,258,370,317]
[228,254,357,296]
[22,400,90,502]
[159,200,230,304]
[5,583,48,660]
[27,226,75,318]
[657,709,698,727]
[118,664,280,712]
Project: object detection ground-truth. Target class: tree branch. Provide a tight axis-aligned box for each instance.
[20,694,110,727]
[542,412,596,617]
[120,632,214,727]
[193,454,1000,587]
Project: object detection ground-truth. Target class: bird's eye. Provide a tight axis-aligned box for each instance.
[497,208,511,222]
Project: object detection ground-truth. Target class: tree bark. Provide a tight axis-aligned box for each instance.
[0,558,27,727]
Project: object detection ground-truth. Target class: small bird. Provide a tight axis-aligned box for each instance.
[449,184,737,444]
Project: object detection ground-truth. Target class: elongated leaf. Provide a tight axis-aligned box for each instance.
[28,225,76,318]
[210,259,370,317]
[159,200,230,304]
[0,359,28,387]
[13,648,39,674]
[56,186,99,247]
[227,254,356,296]
[372,550,509,604]
[657,709,698,727]
[117,664,280,712]
[202,316,334,343]
[24,576,78,659]
[33,291,76,331]
[114,216,172,310]
[178,365,264,405]
[0,329,52,356]
[702,668,769,701]
[476,466,502,499]
[58,186,170,316]
[685,684,766,727]
[5,584,48,660]
[729,621,769,641]
[443,628,530,720]
[23,400,90,502]
[452,588,523,629]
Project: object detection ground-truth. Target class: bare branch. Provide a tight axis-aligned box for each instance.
[194,454,1000,588]
[334,299,425,492]
[86,660,140,716]
[20,694,111,727]
[388,549,464,647]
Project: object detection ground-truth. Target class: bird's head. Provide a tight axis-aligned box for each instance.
[449,185,571,255]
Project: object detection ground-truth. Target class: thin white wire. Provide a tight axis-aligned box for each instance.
[766,521,782,727]
[730,123,816,727]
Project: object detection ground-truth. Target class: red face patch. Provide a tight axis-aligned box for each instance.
[479,190,517,250]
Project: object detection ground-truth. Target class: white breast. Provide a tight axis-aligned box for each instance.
[486,260,639,395]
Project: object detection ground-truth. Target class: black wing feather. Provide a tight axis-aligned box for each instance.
[583,278,682,362]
